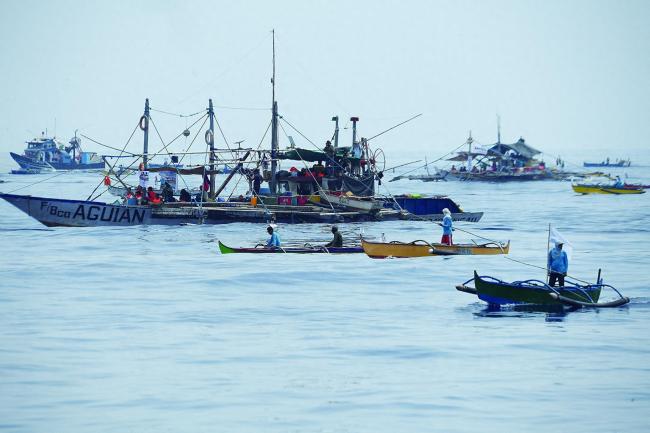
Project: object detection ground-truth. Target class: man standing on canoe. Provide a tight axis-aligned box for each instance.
[548,242,568,287]
[325,225,343,248]
[266,225,281,248]
[439,208,453,245]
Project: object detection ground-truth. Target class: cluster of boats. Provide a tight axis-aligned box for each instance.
[1,35,635,314]
[219,232,628,311]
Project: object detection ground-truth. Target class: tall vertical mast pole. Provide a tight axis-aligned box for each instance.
[270,29,279,194]
[332,116,339,148]
[143,98,150,169]
[497,114,501,144]
[208,99,216,199]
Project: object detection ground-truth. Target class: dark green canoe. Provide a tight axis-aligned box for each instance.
[218,240,363,254]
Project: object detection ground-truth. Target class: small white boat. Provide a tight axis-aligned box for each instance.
[319,190,383,212]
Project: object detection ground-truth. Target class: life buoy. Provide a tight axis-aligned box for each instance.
[139,115,148,131]
[205,130,214,146]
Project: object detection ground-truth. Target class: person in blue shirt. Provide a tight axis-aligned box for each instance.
[548,242,569,287]
[614,175,624,188]
[439,208,453,245]
[266,225,281,248]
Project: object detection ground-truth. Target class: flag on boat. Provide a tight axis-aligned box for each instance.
[473,144,489,155]
[549,225,573,260]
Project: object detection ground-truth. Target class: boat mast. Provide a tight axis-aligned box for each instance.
[270,29,279,194]
[208,99,216,199]
[466,130,473,171]
[497,114,501,144]
[143,98,150,169]
[332,116,339,148]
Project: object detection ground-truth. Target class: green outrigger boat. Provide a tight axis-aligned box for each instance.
[218,240,363,254]
[456,271,629,309]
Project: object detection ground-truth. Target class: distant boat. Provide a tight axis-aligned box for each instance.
[10,133,104,171]
[583,158,631,168]
[572,184,644,195]
[8,154,56,174]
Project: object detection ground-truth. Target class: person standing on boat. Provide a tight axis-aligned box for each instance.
[439,208,453,245]
[266,225,281,248]
[252,169,263,196]
[325,225,343,248]
[548,242,568,287]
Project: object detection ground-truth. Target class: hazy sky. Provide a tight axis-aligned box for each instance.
[1,0,649,169]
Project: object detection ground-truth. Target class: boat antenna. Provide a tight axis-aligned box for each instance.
[270,29,279,194]
[208,98,216,199]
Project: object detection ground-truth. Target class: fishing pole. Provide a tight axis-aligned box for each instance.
[366,113,423,142]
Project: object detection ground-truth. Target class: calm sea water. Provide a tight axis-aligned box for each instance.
[1,163,649,433]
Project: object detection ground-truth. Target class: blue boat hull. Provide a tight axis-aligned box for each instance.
[10,152,104,171]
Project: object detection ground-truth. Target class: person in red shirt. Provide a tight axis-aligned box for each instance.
[147,187,156,202]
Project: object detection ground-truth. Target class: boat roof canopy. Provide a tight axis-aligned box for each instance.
[488,138,540,159]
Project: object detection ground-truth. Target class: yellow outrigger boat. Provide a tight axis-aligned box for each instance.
[572,184,645,195]
[361,238,510,258]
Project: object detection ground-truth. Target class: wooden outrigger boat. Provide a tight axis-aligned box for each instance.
[572,184,645,195]
[218,240,363,254]
[456,271,629,309]
[361,238,509,258]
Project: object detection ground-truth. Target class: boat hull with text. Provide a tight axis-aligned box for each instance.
[0,193,203,227]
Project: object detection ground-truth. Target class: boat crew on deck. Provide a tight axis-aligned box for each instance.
[267,225,281,248]
[548,242,568,287]
[439,208,453,245]
[325,225,343,248]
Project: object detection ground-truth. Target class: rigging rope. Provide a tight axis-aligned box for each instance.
[392,139,472,179]
[503,256,595,286]
[149,107,204,118]
[6,170,71,194]
[86,118,143,201]
[276,121,339,215]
